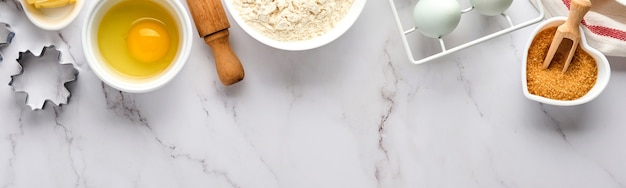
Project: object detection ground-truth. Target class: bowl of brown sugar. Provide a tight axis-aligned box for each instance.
[522,17,610,106]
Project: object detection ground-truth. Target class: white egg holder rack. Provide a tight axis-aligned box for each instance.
[389,0,546,64]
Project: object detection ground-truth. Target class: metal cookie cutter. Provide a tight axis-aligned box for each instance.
[0,22,15,62]
[9,46,78,110]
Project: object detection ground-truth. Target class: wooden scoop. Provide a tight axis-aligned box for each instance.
[542,0,591,73]
[187,0,244,85]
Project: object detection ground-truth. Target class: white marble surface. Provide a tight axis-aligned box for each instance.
[1,0,626,187]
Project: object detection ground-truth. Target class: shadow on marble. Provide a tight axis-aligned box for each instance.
[607,56,626,72]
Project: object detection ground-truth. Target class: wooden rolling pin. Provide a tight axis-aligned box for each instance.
[187,0,244,85]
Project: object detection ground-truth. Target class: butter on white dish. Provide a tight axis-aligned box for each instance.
[20,0,85,30]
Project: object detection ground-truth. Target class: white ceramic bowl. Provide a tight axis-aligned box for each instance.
[522,17,610,106]
[20,0,85,30]
[82,0,193,93]
[224,0,367,51]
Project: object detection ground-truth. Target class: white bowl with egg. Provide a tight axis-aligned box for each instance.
[20,0,85,30]
[522,17,610,106]
[82,0,193,93]
[224,0,367,51]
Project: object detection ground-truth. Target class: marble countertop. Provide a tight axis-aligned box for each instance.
[1,0,626,187]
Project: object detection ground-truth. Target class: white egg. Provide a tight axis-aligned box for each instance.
[470,0,513,16]
[413,0,462,38]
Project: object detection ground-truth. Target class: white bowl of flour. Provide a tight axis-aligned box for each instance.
[224,0,367,51]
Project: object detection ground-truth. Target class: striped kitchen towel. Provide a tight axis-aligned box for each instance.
[531,0,626,57]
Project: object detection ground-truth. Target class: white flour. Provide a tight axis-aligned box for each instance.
[235,0,354,41]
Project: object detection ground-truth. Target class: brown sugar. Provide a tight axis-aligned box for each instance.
[526,26,598,101]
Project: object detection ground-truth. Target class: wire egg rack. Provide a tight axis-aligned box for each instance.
[389,0,546,64]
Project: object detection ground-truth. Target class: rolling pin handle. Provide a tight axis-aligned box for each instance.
[205,29,245,85]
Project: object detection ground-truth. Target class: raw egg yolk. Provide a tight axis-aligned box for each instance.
[127,19,170,63]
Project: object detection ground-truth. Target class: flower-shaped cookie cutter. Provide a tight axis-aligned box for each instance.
[9,46,78,110]
[0,22,15,62]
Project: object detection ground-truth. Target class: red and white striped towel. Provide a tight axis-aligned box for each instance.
[531,0,626,57]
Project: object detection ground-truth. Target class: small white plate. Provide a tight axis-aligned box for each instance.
[20,0,85,31]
